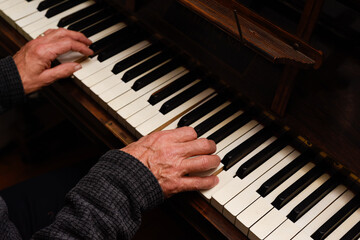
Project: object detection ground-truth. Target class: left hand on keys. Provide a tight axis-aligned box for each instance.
[13,28,93,94]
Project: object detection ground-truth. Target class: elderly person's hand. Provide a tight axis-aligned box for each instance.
[121,127,220,198]
[13,28,93,94]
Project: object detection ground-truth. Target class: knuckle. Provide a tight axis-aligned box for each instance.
[198,138,213,150]
[33,45,44,57]
[199,156,210,169]
[56,28,68,36]
[183,126,197,138]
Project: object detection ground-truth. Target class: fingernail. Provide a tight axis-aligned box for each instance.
[74,64,82,71]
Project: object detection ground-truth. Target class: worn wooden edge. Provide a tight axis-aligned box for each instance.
[170,192,247,240]
[177,0,323,69]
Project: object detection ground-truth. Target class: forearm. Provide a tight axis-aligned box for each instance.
[32,150,164,239]
[0,56,25,109]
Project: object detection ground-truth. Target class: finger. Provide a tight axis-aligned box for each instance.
[44,28,92,45]
[40,62,81,83]
[179,175,219,192]
[44,38,94,60]
[181,154,220,174]
[167,126,198,142]
[180,138,216,157]
[43,29,56,36]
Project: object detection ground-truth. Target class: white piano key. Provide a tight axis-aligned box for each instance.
[127,77,199,127]
[265,184,347,240]
[232,162,315,236]
[24,1,95,37]
[0,0,10,4]
[249,207,287,240]
[83,49,160,88]
[29,6,98,39]
[265,219,300,240]
[99,74,143,103]
[75,40,150,80]
[200,111,244,138]
[219,145,294,220]
[108,66,186,111]
[248,174,331,240]
[57,51,85,63]
[236,197,274,236]
[230,151,300,234]
[122,70,192,117]
[90,51,162,95]
[295,184,347,227]
[0,0,23,11]
[195,120,261,178]
[292,190,355,240]
[325,207,360,240]
[215,124,264,159]
[200,129,273,201]
[57,22,128,64]
[162,94,224,131]
[88,22,127,42]
[136,88,216,136]
[117,69,189,119]
[215,120,259,153]
[3,0,42,21]
[91,74,123,96]
[16,11,45,29]
[217,150,300,216]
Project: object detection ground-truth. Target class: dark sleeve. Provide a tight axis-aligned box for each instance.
[0,197,22,240]
[0,56,25,110]
[32,150,164,240]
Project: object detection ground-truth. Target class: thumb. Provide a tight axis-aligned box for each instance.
[40,63,82,84]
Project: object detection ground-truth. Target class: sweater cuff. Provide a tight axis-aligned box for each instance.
[97,150,164,210]
[0,56,25,108]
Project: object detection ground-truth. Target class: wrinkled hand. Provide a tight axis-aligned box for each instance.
[13,28,94,94]
[121,127,220,198]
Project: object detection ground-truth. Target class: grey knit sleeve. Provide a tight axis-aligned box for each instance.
[32,150,164,240]
[0,56,25,109]
[0,197,22,240]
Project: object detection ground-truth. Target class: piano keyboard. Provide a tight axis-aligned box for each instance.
[1,1,359,239]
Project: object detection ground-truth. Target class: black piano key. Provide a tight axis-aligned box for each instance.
[112,43,163,75]
[159,81,209,115]
[236,134,290,179]
[311,195,360,240]
[340,221,360,240]
[97,33,145,62]
[38,0,66,12]
[89,27,133,54]
[81,14,123,38]
[122,50,173,83]
[257,152,312,197]
[207,112,252,144]
[194,103,239,137]
[271,166,324,210]
[222,126,277,170]
[45,0,86,18]
[67,8,112,32]
[132,58,181,91]
[148,71,199,106]
[176,94,227,127]
[58,3,103,27]
[287,176,339,222]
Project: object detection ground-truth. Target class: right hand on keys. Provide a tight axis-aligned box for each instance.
[13,28,93,94]
[121,127,220,198]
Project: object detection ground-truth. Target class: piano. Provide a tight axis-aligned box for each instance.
[0,0,359,239]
